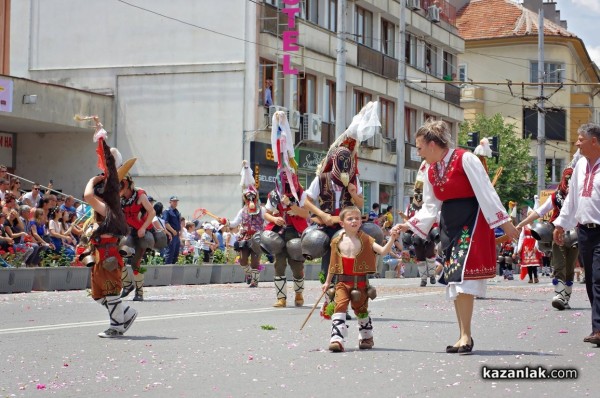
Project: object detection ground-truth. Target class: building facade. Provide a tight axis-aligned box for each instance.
[1,0,463,217]
[456,0,600,186]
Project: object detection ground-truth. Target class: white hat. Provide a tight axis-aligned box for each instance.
[203,223,213,230]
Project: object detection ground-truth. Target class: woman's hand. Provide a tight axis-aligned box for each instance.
[501,221,519,241]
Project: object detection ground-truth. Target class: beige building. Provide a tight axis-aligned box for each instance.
[456,0,600,185]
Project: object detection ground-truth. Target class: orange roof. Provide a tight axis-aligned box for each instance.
[456,0,576,41]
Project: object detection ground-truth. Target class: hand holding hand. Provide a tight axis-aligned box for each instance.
[348,184,357,196]
[275,217,285,226]
[553,226,565,245]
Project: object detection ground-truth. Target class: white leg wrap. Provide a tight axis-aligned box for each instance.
[274,276,287,299]
[330,313,348,344]
[565,281,573,303]
[121,266,133,289]
[425,258,436,277]
[553,279,566,301]
[133,272,144,297]
[417,261,427,281]
[250,270,260,285]
[293,278,305,294]
[358,316,374,340]
[104,295,125,332]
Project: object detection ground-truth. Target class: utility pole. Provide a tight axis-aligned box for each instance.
[394,2,406,224]
[537,8,546,195]
[335,0,347,137]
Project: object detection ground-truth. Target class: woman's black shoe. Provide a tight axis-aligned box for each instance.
[458,337,474,355]
[446,345,459,353]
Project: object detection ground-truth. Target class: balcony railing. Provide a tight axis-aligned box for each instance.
[357,45,399,80]
[444,83,461,106]
[421,0,457,26]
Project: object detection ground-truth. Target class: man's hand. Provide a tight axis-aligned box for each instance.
[348,183,357,196]
[553,226,565,246]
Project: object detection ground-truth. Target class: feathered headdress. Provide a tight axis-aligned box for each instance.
[240,160,260,215]
[474,137,492,174]
[317,101,381,179]
[271,111,301,202]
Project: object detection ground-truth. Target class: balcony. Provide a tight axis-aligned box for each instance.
[421,0,457,26]
[444,83,461,106]
[357,45,398,80]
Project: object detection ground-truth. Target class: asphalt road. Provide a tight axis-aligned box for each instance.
[0,275,597,397]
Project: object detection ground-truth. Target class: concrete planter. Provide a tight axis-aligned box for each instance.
[171,265,213,285]
[260,263,274,282]
[210,264,234,284]
[143,265,174,286]
[303,263,321,281]
[32,267,90,291]
[0,268,36,293]
[232,265,247,283]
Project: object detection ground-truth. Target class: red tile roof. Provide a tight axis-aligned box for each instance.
[456,0,576,40]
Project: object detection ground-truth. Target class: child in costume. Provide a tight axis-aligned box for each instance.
[321,206,398,352]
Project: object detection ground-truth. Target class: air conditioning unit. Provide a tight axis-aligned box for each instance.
[389,139,397,154]
[428,5,440,22]
[268,106,288,126]
[289,110,301,130]
[406,0,420,10]
[301,113,322,143]
[364,133,383,149]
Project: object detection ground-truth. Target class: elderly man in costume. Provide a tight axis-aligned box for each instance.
[118,172,157,302]
[403,160,438,287]
[263,111,310,307]
[221,162,265,288]
[517,151,581,309]
[79,115,137,338]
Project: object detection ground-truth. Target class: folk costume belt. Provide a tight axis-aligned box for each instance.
[580,223,600,229]
[337,275,367,283]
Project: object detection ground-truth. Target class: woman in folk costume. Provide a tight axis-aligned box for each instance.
[404,160,438,287]
[394,120,518,354]
[515,215,543,283]
[263,111,310,307]
[222,161,265,287]
[79,115,137,338]
[517,151,581,308]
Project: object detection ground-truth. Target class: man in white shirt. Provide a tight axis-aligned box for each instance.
[553,123,600,345]
[21,183,42,208]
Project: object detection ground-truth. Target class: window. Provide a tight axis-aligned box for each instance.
[353,90,372,116]
[380,98,395,138]
[324,80,336,123]
[424,42,438,76]
[265,0,284,8]
[443,51,456,80]
[522,107,566,141]
[259,59,283,107]
[530,62,564,83]
[327,0,337,32]
[356,6,373,48]
[458,64,467,82]
[297,73,317,114]
[406,35,417,67]
[361,181,372,215]
[381,19,395,58]
[551,158,565,183]
[303,0,319,24]
[404,107,417,144]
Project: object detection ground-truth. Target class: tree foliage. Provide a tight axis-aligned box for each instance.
[458,114,536,206]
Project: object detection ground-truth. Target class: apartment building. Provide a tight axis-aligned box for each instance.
[0,0,463,217]
[456,0,600,185]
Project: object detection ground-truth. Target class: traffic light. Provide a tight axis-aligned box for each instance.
[467,131,479,149]
[490,135,500,163]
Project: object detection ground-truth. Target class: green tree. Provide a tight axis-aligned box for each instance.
[458,114,536,205]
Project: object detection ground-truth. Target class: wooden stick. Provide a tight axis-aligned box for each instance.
[300,289,327,331]
[491,166,504,187]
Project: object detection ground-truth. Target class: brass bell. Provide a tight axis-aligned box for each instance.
[119,245,135,257]
[367,286,377,300]
[82,255,96,267]
[101,256,118,272]
[350,289,362,302]
[326,287,336,300]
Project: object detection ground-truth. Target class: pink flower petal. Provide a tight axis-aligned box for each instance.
[37,384,46,390]
[558,329,568,334]
[586,352,595,357]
